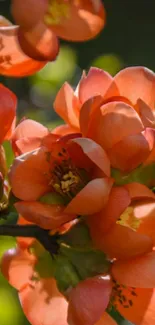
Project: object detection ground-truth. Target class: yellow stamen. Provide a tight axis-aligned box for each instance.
[44,0,70,25]
[61,171,79,193]
[53,183,61,192]
[116,207,141,231]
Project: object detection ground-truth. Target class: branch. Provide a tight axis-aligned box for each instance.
[0,224,59,256]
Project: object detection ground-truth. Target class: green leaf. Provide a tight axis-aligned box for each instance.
[60,244,111,281]
[0,212,18,225]
[60,220,92,248]
[54,255,80,292]
[30,241,55,278]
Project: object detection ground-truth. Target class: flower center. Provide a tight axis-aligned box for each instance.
[49,147,88,202]
[116,207,140,231]
[44,0,70,26]
[58,171,79,192]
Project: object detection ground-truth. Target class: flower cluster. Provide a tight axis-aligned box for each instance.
[0,0,105,76]
[0,65,155,325]
[1,2,155,325]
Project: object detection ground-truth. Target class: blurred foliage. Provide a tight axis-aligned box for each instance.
[3,141,14,169]
[91,54,124,76]
[0,236,29,325]
[0,0,155,324]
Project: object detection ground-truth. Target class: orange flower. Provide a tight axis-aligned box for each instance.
[2,212,155,325]
[0,16,58,77]
[9,133,113,230]
[68,253,155,325]
[85,184,155,325]
[9,0,105,62]
[1,214,115,325]
[54,66,155,172]
[0,83,17,200]
[0,83,17,143]
[2,198,155,325]
[12,0,105,41]
[0,83,17,175]
[1,240,116,325]
[11,118,76,157]
[87,183,155,259]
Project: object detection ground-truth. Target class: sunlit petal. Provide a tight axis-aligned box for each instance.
[112,251,155,288]
[65,178,113,215]
[19,278,68,325]
[114,66,155,108]
[1,247,36,290]
[0,25,47,76]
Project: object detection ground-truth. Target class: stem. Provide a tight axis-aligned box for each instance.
[0,224,59,256]
[0,224,40,237]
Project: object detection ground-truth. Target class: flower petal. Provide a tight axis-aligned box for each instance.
[70,137,110,176]
[116,287,155,325]
[47,1,105,41]
[143,128,155,166]
[124,183,155,200]
[1,247,36,291]
[78,67,113,104]
[68,275,112,325]
[12,119,48,144]
[80,95,103,137]
[0,16,12,27]
[52,124,78,136]
[0,84,17,143]
[53,82,80,129]
[97,224,152,259]
[11,0,47,29]
[134,202,155,245]
[143,127,155,151]
[9,148,50,201]
[19,278,68,325]
[87,102,144,150]
[15,137,44,155]
[114,66,155,108]
[12,119,49,155]
[136,99,155,128]
[15,201,76,230]
[18,22,59,61]
[80,94,134,138]
[107,133,150,171]
[0,25,47,77]
[112,251,155,288]
[4,117,16,141]
[65,178,113,215]
[87,186,131,234]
